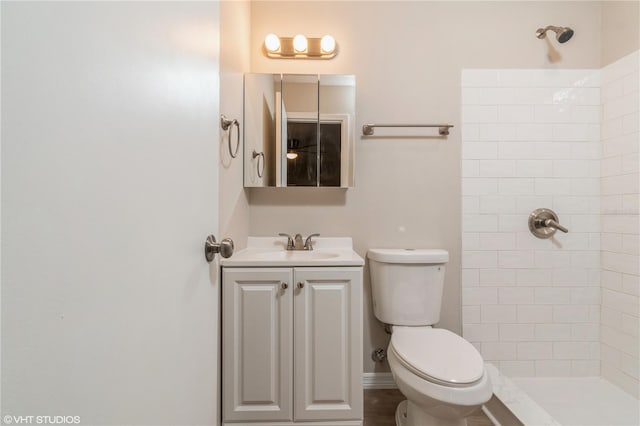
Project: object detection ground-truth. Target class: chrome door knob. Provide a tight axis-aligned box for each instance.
[204,235,234,262]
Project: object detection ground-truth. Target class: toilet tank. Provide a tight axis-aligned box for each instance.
[368,249,449,326]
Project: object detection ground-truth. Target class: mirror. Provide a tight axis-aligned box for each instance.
[243,73,356,188]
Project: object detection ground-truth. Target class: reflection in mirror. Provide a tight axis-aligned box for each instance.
[243,73,356,188]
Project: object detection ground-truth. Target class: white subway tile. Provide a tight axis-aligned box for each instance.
[516,87,553,105]
[517,305,552,323]
[570,252,600,269]
[553,305,590,323]
[602,117,624,140]
[499,251,535,268]
[553,123,600,141]
[622,70,639,94]
[534,287,571,305]
[482,342,517,361]
[482,88,518,105]
[570,142,601,159]
[620,352,639,380]
[621,152,639,173]
[516,160,553,177]
[602,215,640,234]
[463,287,498,305]
[462,178,498,195]
[553,196,598,214]
[499,287,535,304]
[462,142,499,159]
[571,324,599,341]
[535,324,572,341]
[554,342,599,359]
[602,173,640,195]
[498,214,528,232]
[479,160,517,177]
[479,269,516,287]
[569,214,600,232]
[478,124,518,141]
[535,252,573,269]
[499,178,535,195]
[463,105,499,123]
[536,360,572,376]
[463,324,499,342]
[602,270,623,292]
[498,105,534,123]
[478,232,516,250]
[570,287,601,305]
[462,88,484,105]
[499,361,536,377]
[552,268,591,286]
[571,360,600,377]
[516,124,553,141]
[518,342,553,360]
[515,196,554,214]
[601,196,623,214]
[622,274,640,297]
[479,196,516,214]
[463,214,498,232]
[553,160,599,178]
[601,156,622,178]
[621,313,639,337]
[481,305,517,323]
[499,70,536,87]
[570,178,600,196]
[602,325,639,357]
[602,306,623,329]
[462,123,480,141]
[463,250,499,268]
[622,113,639,135]
[516,269,553,286]
[462,70,500,87]
[500,324,535,341]
[534,178,572,195]
[602,288,639,317]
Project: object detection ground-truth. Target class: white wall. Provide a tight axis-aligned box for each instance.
[247,0,603,373]
[461,69,602,377]
[2,2,221,424]
[600,50,639,398]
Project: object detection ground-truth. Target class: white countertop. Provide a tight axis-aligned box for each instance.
[221,237,364,267]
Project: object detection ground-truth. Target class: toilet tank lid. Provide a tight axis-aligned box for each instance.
[367,249,449,264]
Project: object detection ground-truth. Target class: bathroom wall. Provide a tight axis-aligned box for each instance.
[247,1,603,373]
[600,50,639,398]
[461,69,602,377]
[220,1,251,245]
[601,1,640,66]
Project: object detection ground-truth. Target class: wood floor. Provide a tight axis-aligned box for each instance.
[364,389,494,426]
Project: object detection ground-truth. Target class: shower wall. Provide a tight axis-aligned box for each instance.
[461,69,602,377]
[600,51,639,398]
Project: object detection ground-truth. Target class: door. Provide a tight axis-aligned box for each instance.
[222,268,294,422]
[2,2,221,425]
[293,267,363,421]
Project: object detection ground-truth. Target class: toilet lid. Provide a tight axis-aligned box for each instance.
[390,327,484,385]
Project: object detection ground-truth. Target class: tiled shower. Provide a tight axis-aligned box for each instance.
[461,52,639,398]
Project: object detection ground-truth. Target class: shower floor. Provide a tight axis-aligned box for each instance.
[511,377,639,426]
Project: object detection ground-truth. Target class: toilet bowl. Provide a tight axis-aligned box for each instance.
[387,326,492,426]
[367,248,492,426]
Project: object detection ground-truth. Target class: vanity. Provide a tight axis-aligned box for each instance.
[220,237,364,426]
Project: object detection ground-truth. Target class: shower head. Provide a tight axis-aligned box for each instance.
[536,25,574,43]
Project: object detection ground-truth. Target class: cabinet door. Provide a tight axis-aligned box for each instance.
[222,268,293,422]
[293,267,363,421]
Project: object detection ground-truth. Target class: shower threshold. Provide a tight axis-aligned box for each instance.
[484,364,640,426]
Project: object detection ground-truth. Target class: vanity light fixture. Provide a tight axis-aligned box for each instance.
[263,33,338,59]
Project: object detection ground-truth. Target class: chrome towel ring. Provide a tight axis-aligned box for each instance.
[221,114,240,158]
[252,150,265,178]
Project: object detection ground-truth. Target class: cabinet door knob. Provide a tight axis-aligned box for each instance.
[281,282,288,290]
[297,282,305,289]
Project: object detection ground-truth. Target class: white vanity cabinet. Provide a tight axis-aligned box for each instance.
[222,266,363,426]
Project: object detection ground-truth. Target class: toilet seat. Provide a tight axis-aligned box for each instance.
[390,327,484,386]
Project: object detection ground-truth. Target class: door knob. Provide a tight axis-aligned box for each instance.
[205,235,234,262]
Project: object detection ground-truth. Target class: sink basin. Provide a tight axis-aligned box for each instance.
[220,237,365,267]
[253,251,340,260]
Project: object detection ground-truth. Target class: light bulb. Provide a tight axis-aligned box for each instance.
[286,152,298,160]
[320,35,336,53]
[293,34,307,52]
[264,33,280,52]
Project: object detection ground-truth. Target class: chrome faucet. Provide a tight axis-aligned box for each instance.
[278,233,320,250]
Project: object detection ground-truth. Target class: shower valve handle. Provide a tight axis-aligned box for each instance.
[544,218,568,233]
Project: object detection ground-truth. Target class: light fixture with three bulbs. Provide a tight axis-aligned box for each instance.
[263,33,337,59]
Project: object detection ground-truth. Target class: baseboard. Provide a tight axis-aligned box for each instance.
[362,372,397,389]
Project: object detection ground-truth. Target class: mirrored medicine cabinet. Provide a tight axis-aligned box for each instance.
[243,73,356,188]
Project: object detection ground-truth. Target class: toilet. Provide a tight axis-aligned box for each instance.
[368,249,492,426]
